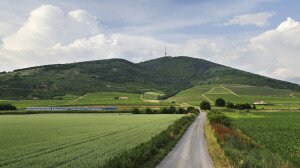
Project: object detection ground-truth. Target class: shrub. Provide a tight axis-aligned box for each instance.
[226,102,235,109]
[235,104,252,110]
[132,108,140,114]
[145,108,153,114]
[186,106,199,114]
[168,106,176,114]
[200,101,211,111]
[0,103,17,111]
[176,107,186,114]
[207,112,232,127]
[187,106,196,112]
[215,98,226,107]
[161,108,169,114]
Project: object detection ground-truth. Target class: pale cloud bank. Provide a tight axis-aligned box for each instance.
[0,5,300,84]
[225,12,276,27]
[246,17,300,80]
[2,5,99,50]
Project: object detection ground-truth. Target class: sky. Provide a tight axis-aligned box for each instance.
[0,0,300,84]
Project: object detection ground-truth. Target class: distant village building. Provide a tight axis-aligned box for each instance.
[118,96,128,100]
[254,101,267,105]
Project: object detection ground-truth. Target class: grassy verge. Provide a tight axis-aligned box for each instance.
[204,119,231,168]
[207,111,294,168]
[100,114,197,168]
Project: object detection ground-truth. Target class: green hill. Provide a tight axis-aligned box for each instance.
[139,56,300,90]
[166,84,300,109]
[0,56,299,100]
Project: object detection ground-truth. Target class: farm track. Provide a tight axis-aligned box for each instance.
[202,94,213,103]
[70,93,90,102]
[290,93,296,98]
[221,86,240,97]
[0,117,172,167]
[202,88,214,103]
[157,113,214,168]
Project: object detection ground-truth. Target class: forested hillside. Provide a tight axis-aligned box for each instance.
[0,56,299,99]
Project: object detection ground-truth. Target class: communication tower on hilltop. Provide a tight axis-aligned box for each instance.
[165,45,167,56]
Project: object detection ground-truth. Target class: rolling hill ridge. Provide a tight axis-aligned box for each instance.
[0,56,299,99]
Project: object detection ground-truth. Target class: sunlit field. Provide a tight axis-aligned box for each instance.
[225,112,300,166]
[0,114,183,167]
[167,84,300,109]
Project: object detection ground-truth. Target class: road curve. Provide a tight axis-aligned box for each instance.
[156,112,214,168]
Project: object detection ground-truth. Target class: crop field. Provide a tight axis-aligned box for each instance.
[166,85,213,105]
[67,92,148,106]
[5,99,71,109]
[0,113,183,167]
[224,85,293,96]
[4,92,169,109]
[205,94,249,104]
[143,92,164,100]
[3,85,300,109]
[168,84,300,109]
[225,112,300,166]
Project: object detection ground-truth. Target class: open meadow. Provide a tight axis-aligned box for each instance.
[166,84,300,109]
[0,113,183,167]
[225,112,300,166]
[3,92,170,110]
[3,84,300,110]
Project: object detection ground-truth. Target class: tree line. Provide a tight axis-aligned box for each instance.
[200,98,256,111]
[0,103,17,111]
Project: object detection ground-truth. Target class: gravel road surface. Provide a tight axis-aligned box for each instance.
[157,112,214,168]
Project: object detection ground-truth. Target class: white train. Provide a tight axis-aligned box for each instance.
[26,106,117,111]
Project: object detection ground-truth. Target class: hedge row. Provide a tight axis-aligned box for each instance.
[0,103,17,111]
[131,106,199,114]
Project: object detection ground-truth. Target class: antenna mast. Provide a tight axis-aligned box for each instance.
[164,45,167,56]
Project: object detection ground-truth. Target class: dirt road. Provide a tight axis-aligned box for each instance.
[156,112,214,168]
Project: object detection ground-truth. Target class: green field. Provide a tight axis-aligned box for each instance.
[143,92,164,100]
[67,92,147,106]
[3,84,300,110]
[167,84,300,109]
[0,113,183,167]
[4,92,170,109]
[225,112,300,166]
[166,85,213,105]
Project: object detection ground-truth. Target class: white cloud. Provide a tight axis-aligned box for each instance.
[52,34,171,63]
[225,12,276,27]
[2,5,99,50]
[245,17,300,80]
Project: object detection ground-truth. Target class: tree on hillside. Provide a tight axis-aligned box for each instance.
[145,108,153,114]
[132,108,140,114]
[226,102,235,109]
[215,98,226,107]
[200,101,211,111]
[168,106,176,114]
[234,104,252,110]
[176,107,186,114]
[0,103,17,111]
